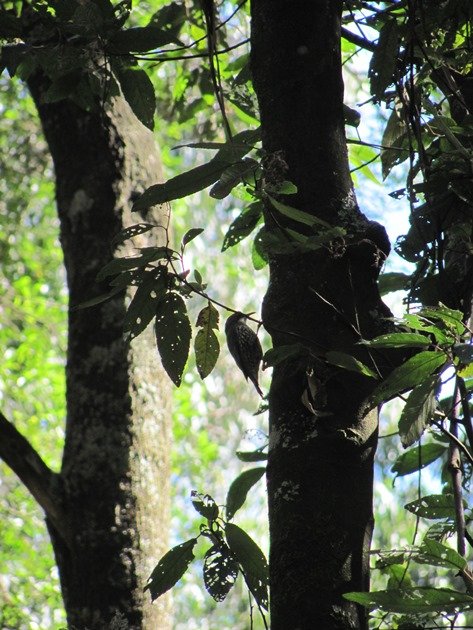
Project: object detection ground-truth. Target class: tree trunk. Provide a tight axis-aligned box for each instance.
[27,77,172,630]
[251,3,391,628]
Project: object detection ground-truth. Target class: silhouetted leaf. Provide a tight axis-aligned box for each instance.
[182,227,204,247]
[203,544,239,602]
[210,158,259,199]
[226,468,265,521]
[392,443,445,477]
[236,450,268,462]
[123,269,168,340]
[195,303,220,378]
[378,271,410,295]
[225,524,268,605]
[191,491,219,521]
[111,223,156,247]
[369,19,399,100]
[221,202,263,251]
[109,26,178,53]
[118,68,156,130]
[155,292,191,386]
[145,538,197,600]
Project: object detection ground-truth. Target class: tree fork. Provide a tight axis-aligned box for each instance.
[251,2,391,628]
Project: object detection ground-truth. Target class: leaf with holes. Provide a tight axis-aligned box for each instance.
[145,538,197,600]
[195,303,220,378]
[203,544,239,602]
[369,351,447,407]
[369,19,399,100]
[226,468,265,521]
[181,227,204,248]
[391,442,445,477]
[225,523,268,609]
[111,223,157,248]
[361,332,430,349]
[124,269,168,340]
[155,292,191,386]
[191,491,219,521]
[405,494,458,519]
[398,375,439,447]
[221,202,263,251]
[416,539,467,571]
[96,248,170,281]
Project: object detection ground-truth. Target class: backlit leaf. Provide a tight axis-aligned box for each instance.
[226,468,265,521]
[155,292,191,386]
[145,538,197,600]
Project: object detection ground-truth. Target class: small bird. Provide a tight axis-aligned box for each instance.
[225,312,263,397]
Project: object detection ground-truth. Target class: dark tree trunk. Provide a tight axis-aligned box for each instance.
[27,77,172,629]
[251,3,391,628]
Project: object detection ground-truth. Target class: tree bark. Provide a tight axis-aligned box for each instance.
[25,76,172,630]
[251,2,391,628]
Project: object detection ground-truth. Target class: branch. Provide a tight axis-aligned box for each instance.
[341,26,376,52]
[0,410,71,546]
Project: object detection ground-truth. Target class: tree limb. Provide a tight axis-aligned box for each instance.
[341,26,376,52]
[0,410,71,546]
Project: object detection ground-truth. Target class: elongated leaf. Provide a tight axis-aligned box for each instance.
[145,538,197,600]
[74,285,124,310]
[398,375,439,446]
[416,539,467,571]
[405,494,457,519]
[182,227,204,248]
[110,223,156,248]
[380,108,408,178]
[226,468,265,521]
[369,351,447,407]
[236,450,268,463]
[194,303,220,379]
[96,248,168,281]
[109,26,178,53]
[421,306,465,335]
[210,158,258,199]
[344,587,473,614]
[155,292,191,386]
[391,442,445,477]
[369,19,399,100]
[325,351,378,379]
[203,544,239,602]
[268,195,331,228]
[361,332,430,349]
[118,68,156,130]
[225,523,268,583]
[221,202,263,251]
[263,343,308,368]
[191,491,219,521]
[454,343,473,364]
[123,269,168,340]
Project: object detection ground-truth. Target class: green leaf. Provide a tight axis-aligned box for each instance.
[236,450,268,463]
[118,68,156,130]
[369,19,399,100]
[123,269,168,340]
[398,375,439,447]
[203,544,239,602]
[191,491,219,521]
[391,442,445,477]
[263,343,308,368]
[145,538,197,600]
[361,333,430,349]
[210,158,259,199]
[405,494,457,519]
[110,223,156,248]
[194,304,220,379]
[344,587,473,614]
[369,351,447,407]
[325,351,378,379]
[416,539,467,571]
[155,292,191,386]
[108,26,178,53]
[378,271,410,295]
[225,523,269,611]
[226,468,265,521]
[181,227,204,248]
[267,195,331,229]
[420,306,465,335]
[251,229,268,270]
[221,202,263,251]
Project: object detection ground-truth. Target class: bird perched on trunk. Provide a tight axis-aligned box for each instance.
[225,312,263,397]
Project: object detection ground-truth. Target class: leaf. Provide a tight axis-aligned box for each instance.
[210,158,259,199]
[226,468,265,521]
[123,269,168,340]
[155,292,192,386]
[110,223,156,248]
[96,248,169,281]
[181,227,204,247]
[267,195,331,229]
[398,376,439,447]
[251,230,268,270]
[145,538,197,600]
[236,450,268,463]
[369,19,399,100]
[344,587,473,614]
[361,333,430,349]
[194,304,220,379]
[380,107,408,178]
[118,68,156,130]
[263,343,308,368]
[416,539,467,571]
[190,491,219,521]
[391,442,445,477]
[369,351,447,407]
[221,202,263,252]
[225,523,269,610]
[108,26,178,53]
[405,494,457,519]
[454,343,473,364]
[203,544,239,602]
[325,351,378,379]
[378,271,410,295]
[420,306,465,335]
